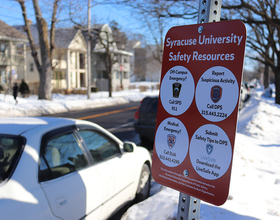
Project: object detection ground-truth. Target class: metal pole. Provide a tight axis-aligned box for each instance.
[87,0,91,99]
[197,0,222,24]
[176,1,222,219]
[177,194,201,220]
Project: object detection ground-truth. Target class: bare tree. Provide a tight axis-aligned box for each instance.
[93,26,119,97]
[111,0,198,65]
[17,0,60,100]
[222,0,280,104]
[110,20,128,50]
[68,2,124,97]
[104,0,198,82]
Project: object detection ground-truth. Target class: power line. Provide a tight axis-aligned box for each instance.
[0,14,22,20]
[0,4,25,14]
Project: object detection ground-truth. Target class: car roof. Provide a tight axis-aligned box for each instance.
[0,117,77,135]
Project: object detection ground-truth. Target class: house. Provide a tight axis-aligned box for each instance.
[129,42,161,83]
[84,24,133,91]
[0,20,28,91]
[15,24,88,94]
[14,22,133,94]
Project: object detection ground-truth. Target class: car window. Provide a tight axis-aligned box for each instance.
[0,135,25,183]
[140,97,158,112]
[39,132,88,182]
[78,130,120,163]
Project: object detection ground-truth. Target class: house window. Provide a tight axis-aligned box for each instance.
[0,44,6,52]
[116,71,119,79]
[123,57,128,63]
[30,63,34,72]
[97,71,108,79]
[124,71,128,79]
[79,53,85,69]
[54,71,65,80]
[70,52,77,69]
[1,70,6,84]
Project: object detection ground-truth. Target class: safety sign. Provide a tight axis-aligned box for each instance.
[152,20,246,206]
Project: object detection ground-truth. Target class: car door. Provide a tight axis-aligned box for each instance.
[76,129,117,218]
[77,128,137,219]
[38,127,103,220]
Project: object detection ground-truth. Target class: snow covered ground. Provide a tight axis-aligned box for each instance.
[0,84,279,220]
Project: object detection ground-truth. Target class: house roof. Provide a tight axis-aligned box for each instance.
[14,24,39,45]
[14,24,82,49]
[82,24,104,48]
[55,28,81,48]
[0,20,28,41]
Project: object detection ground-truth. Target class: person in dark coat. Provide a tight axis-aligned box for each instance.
[19,79,30,98]
[12,83,19,104]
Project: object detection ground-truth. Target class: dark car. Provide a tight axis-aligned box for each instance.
[134,96,158,143]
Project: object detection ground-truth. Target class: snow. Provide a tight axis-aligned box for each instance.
[0,83,279,220]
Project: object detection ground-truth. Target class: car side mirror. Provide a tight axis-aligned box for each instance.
[123,141,136,153]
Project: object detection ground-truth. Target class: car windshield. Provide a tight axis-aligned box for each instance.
[140,97,158,113]
[0,135,25,183]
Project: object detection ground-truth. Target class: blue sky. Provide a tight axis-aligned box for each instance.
[0,1,135,28]
[0,1,254,71]
[0,1,189,45]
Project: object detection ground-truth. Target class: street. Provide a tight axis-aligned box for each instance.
[48,101,143,144]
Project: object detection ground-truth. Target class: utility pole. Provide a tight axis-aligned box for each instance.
[176,1,222,219]
[87,0,91,99]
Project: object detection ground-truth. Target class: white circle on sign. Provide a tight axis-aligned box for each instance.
[160,66,194,116]
[195,66,239,122]
[155,117,189,167]
[189,124,232,180]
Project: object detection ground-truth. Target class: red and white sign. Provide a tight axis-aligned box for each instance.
[152,20,246,206]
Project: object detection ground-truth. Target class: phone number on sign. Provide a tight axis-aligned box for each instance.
[201,110,228,118]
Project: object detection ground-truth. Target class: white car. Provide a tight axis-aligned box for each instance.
[0,117,152,220]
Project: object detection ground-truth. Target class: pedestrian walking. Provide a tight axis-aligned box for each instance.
[12,83,19,104]
[19,79,30,97]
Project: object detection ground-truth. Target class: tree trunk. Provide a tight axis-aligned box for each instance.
[108,72,112,97]
[33,0,52,100]
[275,68,280,104]
[38,56,52,100]
[264,64,269,89]
[106,53,112,97]
[108,62,112,97]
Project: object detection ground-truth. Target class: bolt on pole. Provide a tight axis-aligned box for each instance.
[176,1,222,220]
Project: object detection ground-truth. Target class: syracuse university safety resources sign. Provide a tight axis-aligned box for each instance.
[152,20,246,206]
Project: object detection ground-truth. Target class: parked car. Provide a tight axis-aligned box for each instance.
[0,117,152,220]
[134,96,158,143]
[240,82,251,102]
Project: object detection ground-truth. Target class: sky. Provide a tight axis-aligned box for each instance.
[0,1,256,73]
[0,1,133,26]
[0,2,153,34]
[0,1,193,44]
[0,82,279,219]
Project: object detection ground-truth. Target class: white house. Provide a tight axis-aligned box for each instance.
[0,20,28,91]
[15,23,133,94]
[15,24,88,94]
[86,24,133,91]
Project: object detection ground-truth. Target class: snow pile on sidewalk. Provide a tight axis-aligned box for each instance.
[0,89,158,117]
[122,89,280,220]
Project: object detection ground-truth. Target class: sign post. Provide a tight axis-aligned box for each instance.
[151,0,247,219]
[177,2,222,219]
